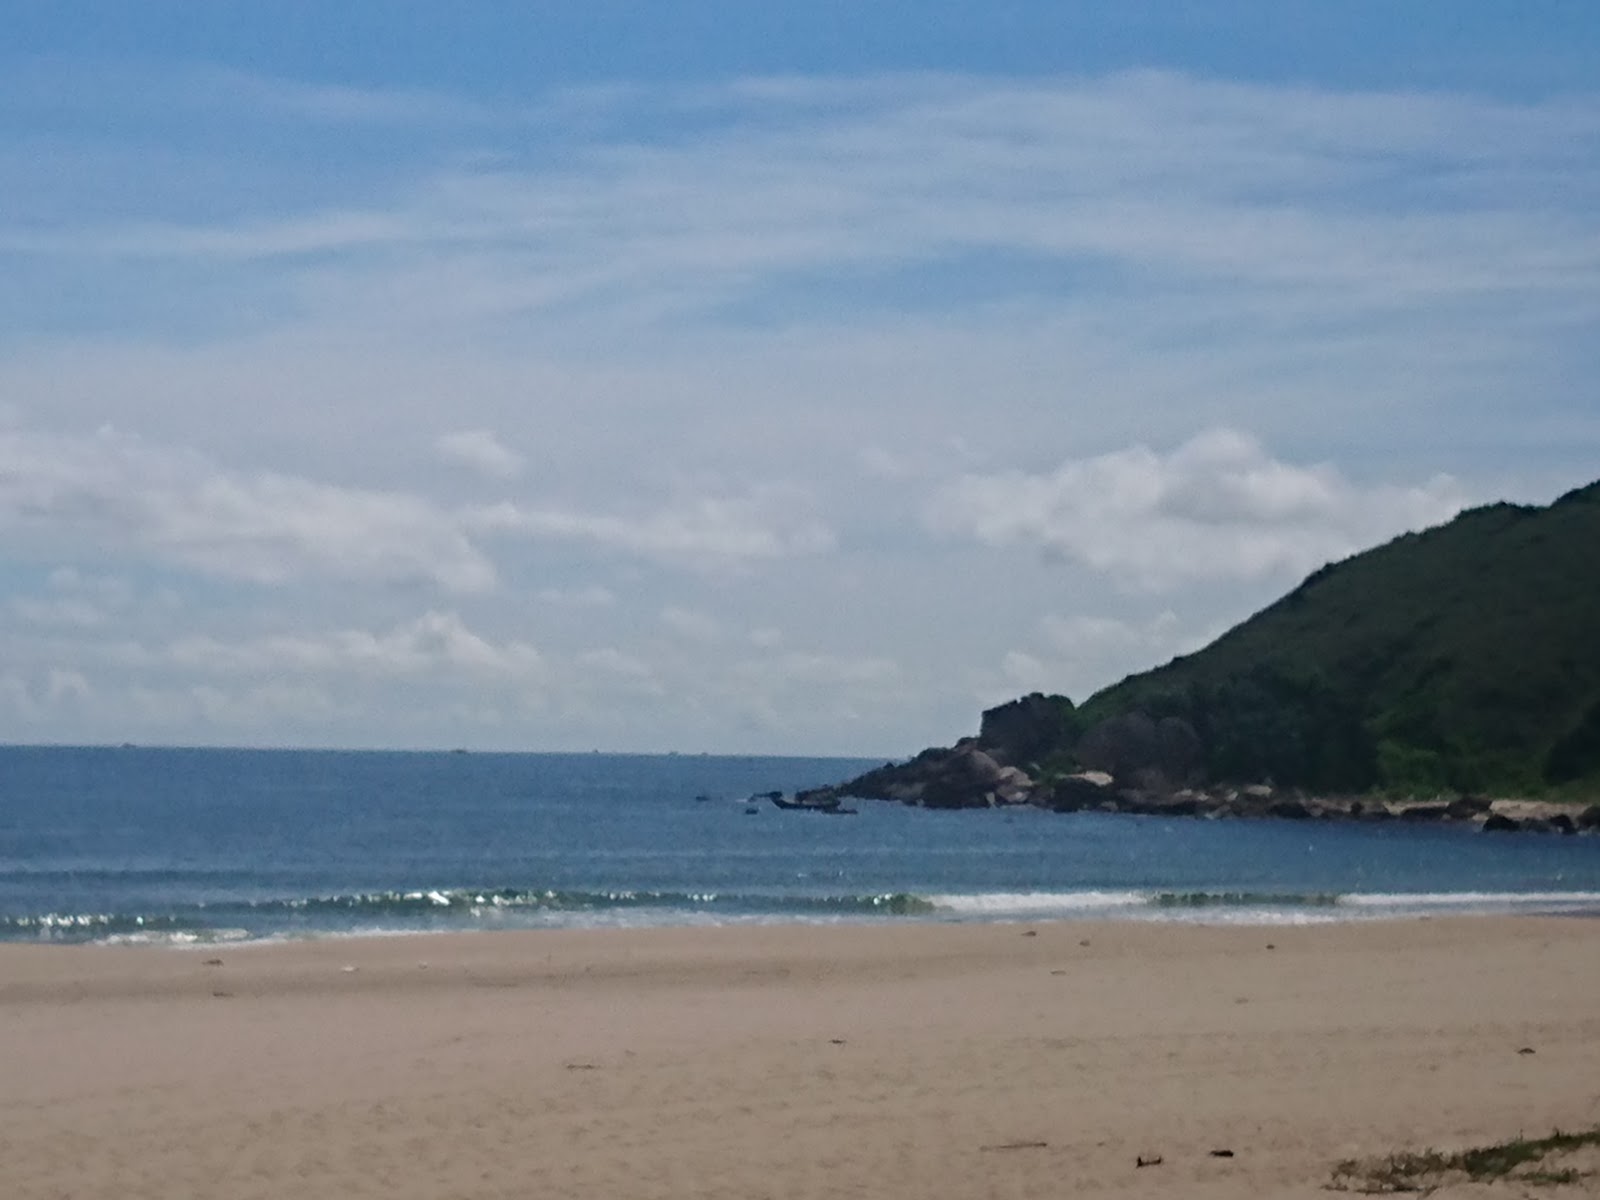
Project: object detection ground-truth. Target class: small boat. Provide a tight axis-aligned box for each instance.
[766,791,850,814]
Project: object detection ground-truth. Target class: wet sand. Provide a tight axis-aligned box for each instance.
[3,917,1598,1199]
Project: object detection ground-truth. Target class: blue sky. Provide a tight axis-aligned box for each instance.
[10,2,1599,94]
[1,4,1597,752]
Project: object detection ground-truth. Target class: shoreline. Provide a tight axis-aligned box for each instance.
[814,759,1600,831]
[5,917,1599,1198]
[11,882,1600,948]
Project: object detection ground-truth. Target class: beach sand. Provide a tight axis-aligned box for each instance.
[3,917,1598,1199]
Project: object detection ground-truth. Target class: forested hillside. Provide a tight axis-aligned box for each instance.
[1059,480,1600,796]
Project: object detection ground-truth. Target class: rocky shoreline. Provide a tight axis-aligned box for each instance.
[800,737,1600,835]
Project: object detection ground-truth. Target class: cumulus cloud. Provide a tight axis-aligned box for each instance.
[435,428,524,479]
[929,429,1467,589]
[0,65,1592,753]
[0,428,497,592]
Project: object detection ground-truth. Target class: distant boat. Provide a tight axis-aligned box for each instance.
[765,791,854,815]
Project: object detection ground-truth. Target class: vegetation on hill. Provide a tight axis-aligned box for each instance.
[989,480,1600,798]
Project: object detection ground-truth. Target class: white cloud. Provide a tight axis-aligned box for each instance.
[435,428,524,479]
[165,611,542,681]
[12,596,107,628]
[0,667,93,718]
[169,681,345,730]
[660,606,721,642]
[738,652,901,687]
[0,67,1593,753]
[575,647,664,695]
[0,427,497,593]
[468,490,835,568]
[46,667,91,704]
[535,584,617,607]
[1041,611,1185,658]
[12,72,1596,334]
[929,429,1466,589]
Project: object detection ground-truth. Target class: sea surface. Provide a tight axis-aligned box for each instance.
[3,746,1600,944]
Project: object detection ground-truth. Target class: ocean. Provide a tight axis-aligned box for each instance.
[3,745,1599,944]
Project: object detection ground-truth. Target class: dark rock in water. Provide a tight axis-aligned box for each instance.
[1396,802,1451,821]
[885,781,926,804]
[1046,771,1114,812]
[792,786,841,808]
[923,744,1009,809]
[1446,794,1492,819]
[1148,792,1202,817]
[829,740,1038,810]
[837,745,956,802]
[799,719,1595,834]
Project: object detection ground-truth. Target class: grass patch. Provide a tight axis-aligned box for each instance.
[1329,1126,1600,1193]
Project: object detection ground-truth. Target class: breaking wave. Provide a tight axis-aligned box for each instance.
[5,886,1596,944]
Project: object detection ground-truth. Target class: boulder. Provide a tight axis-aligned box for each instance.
[1481,812,1521,833]
[993,765,1036,805]
[1396,802,1451,821]
[1047,771,1115,812]
[1267,798,1312,820]
[921,745,1011,809]
[1148,792,1202,817]
[1446,795,1493,819]
[1578,804,1600,832]
[978,692,1076,767]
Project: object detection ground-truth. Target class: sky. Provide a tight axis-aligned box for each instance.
[1,3,1597,755]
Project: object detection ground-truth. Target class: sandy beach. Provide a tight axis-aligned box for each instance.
[3,917,1598,1199]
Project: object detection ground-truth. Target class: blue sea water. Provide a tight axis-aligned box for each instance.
[3,746,1599,944]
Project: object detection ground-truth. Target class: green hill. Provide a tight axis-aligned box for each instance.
[1033,479,1600,798]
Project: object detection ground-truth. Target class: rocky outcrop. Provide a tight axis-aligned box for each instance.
[977,693,1078,768]
[1074,713,1202,793]
[809,751,1596,833]
[805,740,1038,810]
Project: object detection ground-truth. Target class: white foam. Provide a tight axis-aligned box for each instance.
[927,891,1149,915]
[1341,891,1600,909]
